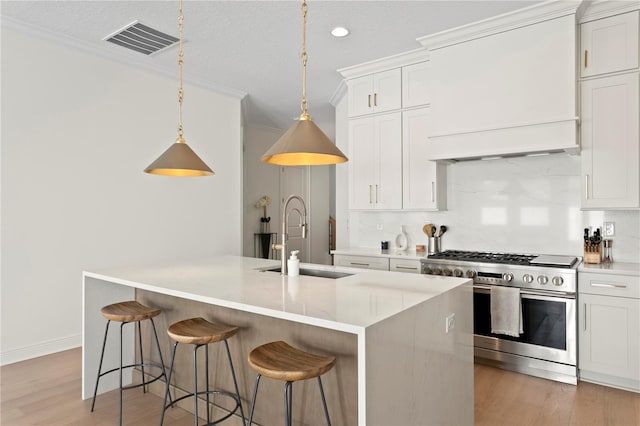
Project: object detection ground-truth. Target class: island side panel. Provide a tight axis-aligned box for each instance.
[137,289,358,426]
[365,283,474,425]
[82,275,136,399]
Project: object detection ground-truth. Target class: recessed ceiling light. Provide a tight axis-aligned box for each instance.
[331,27,350,37]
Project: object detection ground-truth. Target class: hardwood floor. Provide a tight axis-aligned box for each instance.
[1,348,639,425]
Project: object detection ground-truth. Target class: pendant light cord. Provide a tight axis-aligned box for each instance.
[177,0,185,138]
[300,0,309,119]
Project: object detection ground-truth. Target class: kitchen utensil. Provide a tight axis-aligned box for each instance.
[428,237,441,255]
[422,224,433,236]
[431,226,437,237]
[438,225,447,237]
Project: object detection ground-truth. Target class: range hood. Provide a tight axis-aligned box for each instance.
[419,2,581,162]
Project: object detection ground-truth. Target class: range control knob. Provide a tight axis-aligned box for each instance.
[502,272,514,282]
[453,269,463,277]
[423,267,433,275]
[466,270,476,278]
[537,275,549,285]
[523,274,534,284]
[443,268,452,276]
[433,268,442,276]
[552,276,564,286]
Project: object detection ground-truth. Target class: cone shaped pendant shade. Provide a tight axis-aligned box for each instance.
[261,0,348,166]
[144,0,214,177]
[262,115,348,166]
[144,137,214,176]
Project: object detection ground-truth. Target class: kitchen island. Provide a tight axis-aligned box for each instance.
[83,256,473,425]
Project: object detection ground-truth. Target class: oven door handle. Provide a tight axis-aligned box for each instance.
[473,284,576,300]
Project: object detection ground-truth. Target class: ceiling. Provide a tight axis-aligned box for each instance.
[1,0,540,135]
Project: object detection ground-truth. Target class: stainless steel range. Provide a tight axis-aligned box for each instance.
[420,250,579,384]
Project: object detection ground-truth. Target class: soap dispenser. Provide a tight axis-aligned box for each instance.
[288,250,300,277]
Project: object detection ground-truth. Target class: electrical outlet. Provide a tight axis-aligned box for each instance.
[603,222,615,237]
[445,313,455,334]
[377,224,383,231]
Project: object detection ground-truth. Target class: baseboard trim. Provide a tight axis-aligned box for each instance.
[0,334,81,366]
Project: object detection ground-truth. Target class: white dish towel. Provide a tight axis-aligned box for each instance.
[490,286,523,337]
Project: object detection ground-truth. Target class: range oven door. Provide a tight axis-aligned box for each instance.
[473,285,576,366]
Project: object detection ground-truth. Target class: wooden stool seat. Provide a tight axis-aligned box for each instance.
[248,341,336,382]
[167,317,239,345]
[100,301,161,323]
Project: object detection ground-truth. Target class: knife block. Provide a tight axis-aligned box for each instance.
[583,243,602,264]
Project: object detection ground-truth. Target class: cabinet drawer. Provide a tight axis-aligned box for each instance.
[389,259,421,274]
[334,255,389,271]
[579,272,640,299]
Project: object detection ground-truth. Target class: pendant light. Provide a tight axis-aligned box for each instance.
[261,0,348,166]
[144,0,214,176]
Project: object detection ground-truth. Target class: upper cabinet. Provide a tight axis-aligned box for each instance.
[402,61,431,108]
[581,11,639,78]
[347,69,401,117]
[580,7,640,210]
[417,2,581,161]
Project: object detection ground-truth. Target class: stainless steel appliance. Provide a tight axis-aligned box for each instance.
[420,250,579,384]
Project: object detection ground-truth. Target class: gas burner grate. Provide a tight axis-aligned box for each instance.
[428,250,536,265]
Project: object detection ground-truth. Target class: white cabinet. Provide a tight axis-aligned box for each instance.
[334,254,389,271]
[389,258,421,274]
[402,61,430,108]
[402,107,446,210]
[347,69,401,117]
[348,113,402,210]
[581,11,639,78]
[581,73,639,209]
[578,271,640,392]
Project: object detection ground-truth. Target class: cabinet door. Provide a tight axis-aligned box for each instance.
[402,107,445,210]
[374,112,402,209]
[389,258,421,274]
[373,68,402,113]
[349,117,376,209]
[348,75,374,117]
[579,293,640,382]
[334,254,389,270]
[581,11,639,78]
[581,73,639,209]
[402,62,430,108]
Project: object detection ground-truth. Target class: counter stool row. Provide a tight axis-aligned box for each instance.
[90,301,335,426]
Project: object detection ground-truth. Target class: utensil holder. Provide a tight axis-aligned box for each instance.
[583,243,601,264]
[428,237,441,255]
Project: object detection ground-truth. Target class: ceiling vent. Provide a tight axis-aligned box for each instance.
[104,21,178,55]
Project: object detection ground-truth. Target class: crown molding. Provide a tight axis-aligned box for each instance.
[417,0,582,51]
[329,79,347,107]
[1,16,247,100]
[579,0,640,23]
[337,48,428,80]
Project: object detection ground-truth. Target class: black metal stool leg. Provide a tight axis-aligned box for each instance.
[248,374,262,425]
[224,339,246,424]
[138,321,146,393]
[119,322,126,426]
[317,376,331,426]
[160,341,178,426]
[284,381,293,426]
[205,343,211,425]
[193,345,199,426]
[91,320,111,412]
[150,317,172,404]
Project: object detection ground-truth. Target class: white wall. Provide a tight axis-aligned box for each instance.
[1,27,243,364]
[341,153,640,263]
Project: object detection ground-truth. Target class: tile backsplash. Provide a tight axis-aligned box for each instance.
[346,154,640,263]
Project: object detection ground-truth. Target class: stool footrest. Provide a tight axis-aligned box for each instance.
[97,362,167,390]
[164,389,242,425]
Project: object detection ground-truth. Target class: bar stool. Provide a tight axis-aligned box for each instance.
[247,341,336,426]
[160,317,246,426]
[91,300,170,426]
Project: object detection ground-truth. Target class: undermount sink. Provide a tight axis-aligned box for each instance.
[262,267,353,279]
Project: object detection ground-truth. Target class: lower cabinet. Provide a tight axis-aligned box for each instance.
[334,254,422,274]
[578,271,640,392]
[334,254,389,271]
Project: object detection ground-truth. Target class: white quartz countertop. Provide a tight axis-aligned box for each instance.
[331,247,429,261]
[84,256,469,334]
[578,261,640,276]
